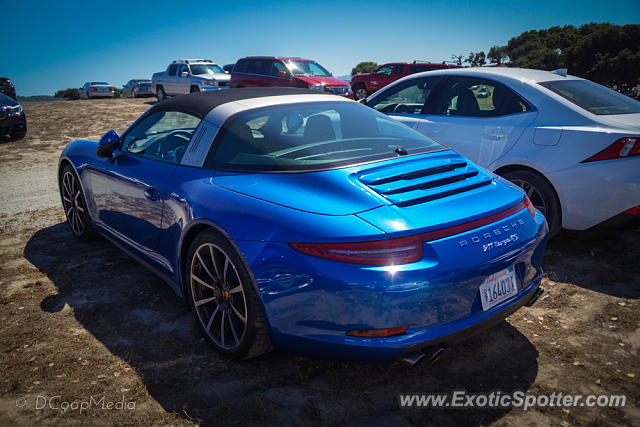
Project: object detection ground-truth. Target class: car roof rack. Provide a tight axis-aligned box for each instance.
[412,60,432,64]
[172,59,214,64]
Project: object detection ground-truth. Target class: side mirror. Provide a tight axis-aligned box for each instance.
[358,98,367,105]
[277,70,289,78]
[180,71,189,78]
[96,130,120,159]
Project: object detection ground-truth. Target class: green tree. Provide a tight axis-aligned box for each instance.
[450,54,464,66]
[351,61,378,76]
[493,23,640,86]
[465,51,486,67]
[488,45,508,65]
[54,88,80,100]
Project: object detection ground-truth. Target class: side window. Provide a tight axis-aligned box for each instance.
[374,65,393,76]
[368,77,440,115]
[393,65,405,75]
[168,64,177,76]
[435,78,529,117]
[270,61,287,77]
[122,111,201,164]
[234,60,246,73]
[179,64,189,75]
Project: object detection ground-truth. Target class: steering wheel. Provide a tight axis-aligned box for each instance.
[158,130,192,160]
[394,104,414,114]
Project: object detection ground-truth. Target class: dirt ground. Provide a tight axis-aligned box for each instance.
[0,99,638,426]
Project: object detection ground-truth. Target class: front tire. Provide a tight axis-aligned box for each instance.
[190,86,200,93]
[353,84,368,101]
[130,89,136,98]
[186,231,271,359]
[502,169,561,237]
[60,165,94,240]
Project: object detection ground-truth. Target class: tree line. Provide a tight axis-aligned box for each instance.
[351,23,639,88]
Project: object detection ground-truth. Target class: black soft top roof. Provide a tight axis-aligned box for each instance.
[148,87,334,117]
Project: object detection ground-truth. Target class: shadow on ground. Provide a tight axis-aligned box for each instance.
[544,224,640,299]
[25,223,539,425]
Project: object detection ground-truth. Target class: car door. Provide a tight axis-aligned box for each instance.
[85,109,201,255]
[165,64,178,94]
[176,64,191,94]
[414,77,537,167]
[268,60,292,87]
[367,76,443,130]
[368,64,394,93]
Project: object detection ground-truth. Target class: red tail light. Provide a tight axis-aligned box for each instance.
[347,325,408,337]
[523,196,536,218]
[110,87,114,91]
[91,88,97,91]
[290,199,531,266]
[290,235,422,266]
[582,137,640,163]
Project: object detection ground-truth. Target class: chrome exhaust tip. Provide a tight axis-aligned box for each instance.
[430,346,446,362]
[401,345,446,366]
[402,351,426,366]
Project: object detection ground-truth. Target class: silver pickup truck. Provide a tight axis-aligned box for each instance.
[152,59,230,100]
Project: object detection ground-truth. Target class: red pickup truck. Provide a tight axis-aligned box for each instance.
[350,62,462,100]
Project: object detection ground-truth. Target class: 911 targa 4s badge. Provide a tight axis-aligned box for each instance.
[58,87,548,364]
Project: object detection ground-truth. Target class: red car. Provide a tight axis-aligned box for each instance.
[351,61,462,100]
[230,57,351,96]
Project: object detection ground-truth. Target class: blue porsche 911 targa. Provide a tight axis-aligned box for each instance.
[58,88,547,363]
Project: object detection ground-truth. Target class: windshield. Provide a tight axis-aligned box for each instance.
[91,82,109,86]
[212,101,443,172]
[136,80,151,83]
[284,60,332,77]
[190,64,224,75]
[539,79,640,115]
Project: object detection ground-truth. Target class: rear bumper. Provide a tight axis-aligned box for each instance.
[550,156,640,230]
[88,92,115,98]
[238,208,547,363]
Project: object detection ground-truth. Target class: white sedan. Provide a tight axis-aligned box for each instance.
[366,67,640,235]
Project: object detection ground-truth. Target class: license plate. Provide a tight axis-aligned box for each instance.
[479,266,517,311]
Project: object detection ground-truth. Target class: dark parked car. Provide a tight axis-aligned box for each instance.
[121,79,153,98]
[223,64,234,73]
[0,77,17,99]
[0,93,27,139]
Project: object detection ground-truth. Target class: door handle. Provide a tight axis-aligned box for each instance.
[144,188,161,201]
[483,129,507,139]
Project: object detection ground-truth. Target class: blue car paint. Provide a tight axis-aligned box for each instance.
[60,136,547,363]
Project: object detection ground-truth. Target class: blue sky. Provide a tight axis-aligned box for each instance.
[3,0,639,96]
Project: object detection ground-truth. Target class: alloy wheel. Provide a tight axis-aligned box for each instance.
[190,243,248,350]
[61,171,85,236]
[511,179,546,216]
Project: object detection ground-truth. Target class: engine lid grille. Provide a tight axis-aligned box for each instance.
[358,153,493,207]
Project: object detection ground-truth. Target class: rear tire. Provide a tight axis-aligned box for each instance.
[353,84,368,101]
[130,89,136,98]
[157,86,166,101]
[186,230,271,360]
[502,169,561,237]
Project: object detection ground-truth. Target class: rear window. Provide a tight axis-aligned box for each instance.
[211,101,443,172]
[539,79,640,115]
[409,64,446,73]
[91,82,109,85]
